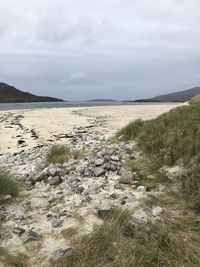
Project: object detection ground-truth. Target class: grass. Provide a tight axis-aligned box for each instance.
[52,208,200,267]
[61,227,79,239]
[46,145,85,165]
[116,96,200,210]
[0,247,28,267]
[0,169,20,198]
[125,155,170,191]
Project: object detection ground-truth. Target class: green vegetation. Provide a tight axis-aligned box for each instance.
[46,145,85,165]
[116,97,200,210]
[116,119,144,141]
[61,227,79,239]
[0,169,20,197]
[52,208,200,267]
[0,247,28,267]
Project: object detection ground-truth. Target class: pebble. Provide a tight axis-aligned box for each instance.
[51,219,64,228]
[152,206,163,217]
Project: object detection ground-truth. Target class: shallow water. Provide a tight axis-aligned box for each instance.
[0,101,179,111]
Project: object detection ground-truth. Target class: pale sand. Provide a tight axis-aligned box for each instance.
[0,104,183,154]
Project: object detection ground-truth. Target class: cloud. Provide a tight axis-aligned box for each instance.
[70,72,87,81]
[0,0,200,100]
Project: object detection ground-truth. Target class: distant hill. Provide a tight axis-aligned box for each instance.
[86,99,117,102]
[0,83,64,103]
[135,87,200,102]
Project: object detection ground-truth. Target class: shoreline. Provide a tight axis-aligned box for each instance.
[0,103,183,155]
[0,101,183,112]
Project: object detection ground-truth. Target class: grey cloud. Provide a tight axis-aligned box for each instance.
[0,0,200,100]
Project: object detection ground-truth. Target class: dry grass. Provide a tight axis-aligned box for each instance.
[52,208,200,267]
[116,96,200,210]
[46,145,85,165]
[0,169,20,198]
[0,247,28,267]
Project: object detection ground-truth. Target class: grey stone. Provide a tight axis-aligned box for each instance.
[109,193,119,200]
[98,208,111,219]
[110,163,118,172]
[48,176,62,186]
[0,195,13,204]
[54,247,73,259]
[74,186,84,194]
[12,227,25,236]
[95,158,105,166]
[114,183,125,190]
[110,155,120,162]
[94,167,105,177]
[136,186,146,192]
[23,230,41,243]
[119,172,134,184]
[51,219,64,228]
[152,206,163,217]
[0,211,8,221]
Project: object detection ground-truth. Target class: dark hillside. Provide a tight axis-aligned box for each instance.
[0,83,63,103]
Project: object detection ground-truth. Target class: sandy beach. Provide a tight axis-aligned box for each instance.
[0,103,182,154]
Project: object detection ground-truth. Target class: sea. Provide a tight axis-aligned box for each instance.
[0,101,178,111]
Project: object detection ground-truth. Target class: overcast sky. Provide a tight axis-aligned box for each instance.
[1,0,200,100]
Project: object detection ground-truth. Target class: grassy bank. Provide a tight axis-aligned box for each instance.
[52,208,200,267]
[117,99,200,210]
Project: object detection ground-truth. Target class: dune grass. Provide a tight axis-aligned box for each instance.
[0,247,28,267]
[0,169,20,197]
[116,96,200,210]
[52,208,200,267]
[46,145,85,165]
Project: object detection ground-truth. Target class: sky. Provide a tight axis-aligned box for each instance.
[1,0,200,101]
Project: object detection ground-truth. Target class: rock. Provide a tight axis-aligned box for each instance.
[51,219,64,228]
[126,195,135,203]
[110,163,118,172]
[109,193,119,200]
[95,158,105,166]
[136,186,146,192]
[83,169,92,177]
[94,167,105,177]
[58,170,69,177]
[0,195,13,204]
[48,176,62,186]
[152,206,163,217]
[114,183,125,190]
[0,210,8,221]
[12,227,25,236]
[23,230,41,243]
[74,186,84,194]
[98,208,111,219]
[110,155,120,162]
[121,200,126,205]
[54,247,73,259]
[119,172,134,184]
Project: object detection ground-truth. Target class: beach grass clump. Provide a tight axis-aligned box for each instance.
[0,246,28,267]
[0,169,20,197]
[52,208,200,267]
[46,145,71,165]
[116,119,144,141]
[116,97,200,210]
[46,145,85,165]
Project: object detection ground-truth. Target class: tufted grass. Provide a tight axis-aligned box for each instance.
[116,96,200,210]
[46,145,85,165]
[52,208,200,267]
[0,169,20,198]
[0,247,28,267]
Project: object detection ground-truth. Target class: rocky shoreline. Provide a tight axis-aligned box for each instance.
[0,127,164,266]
